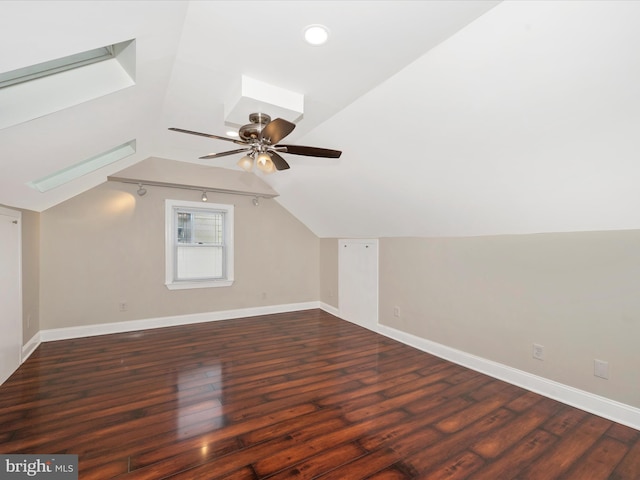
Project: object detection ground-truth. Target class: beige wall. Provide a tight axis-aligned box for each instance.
[319,238,338,308]
[379,232,640,408]
[21,209,40,344]
[40,182,319,329]
[14,184,640,410]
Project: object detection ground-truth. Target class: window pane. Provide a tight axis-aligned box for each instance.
[193,212,222,244]
[176,210,223,245]
[177,212,191,243]
[176,246,223,280]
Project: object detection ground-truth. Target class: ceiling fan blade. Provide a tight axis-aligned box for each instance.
[260,118,296,144]
[269,151,290,171]
[169,127,247,146]
[199,148,251,159]
[278,145,342,158]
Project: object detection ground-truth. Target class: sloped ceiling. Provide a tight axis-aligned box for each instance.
[270,0,640,237]
[2,1,639,239]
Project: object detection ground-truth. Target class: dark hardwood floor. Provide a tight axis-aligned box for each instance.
[1,309,639,479]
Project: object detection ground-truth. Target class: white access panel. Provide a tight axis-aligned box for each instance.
[338,239,379,331]
[0,206,22,385]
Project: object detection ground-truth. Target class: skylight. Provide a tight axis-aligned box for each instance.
[0,45,116,89]
[28,140,137,192]
[0,39,135,130]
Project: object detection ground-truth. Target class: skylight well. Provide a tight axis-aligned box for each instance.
[0,45,116,89]
[0,39,136,130]
[28,140,137,192]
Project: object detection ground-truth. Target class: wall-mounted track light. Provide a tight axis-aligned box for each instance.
[109,177,279,201]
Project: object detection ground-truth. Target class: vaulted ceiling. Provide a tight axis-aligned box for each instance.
[2,1,639,238]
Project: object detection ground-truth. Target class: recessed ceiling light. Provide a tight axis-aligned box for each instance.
[304,25,329,46]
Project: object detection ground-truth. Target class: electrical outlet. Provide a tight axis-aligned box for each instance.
[118,302,127,312]
[532,343,544,360]
[393,306,401,317]
[594,359,609,379]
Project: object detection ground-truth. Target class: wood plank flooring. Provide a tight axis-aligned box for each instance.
[1,309,639,479]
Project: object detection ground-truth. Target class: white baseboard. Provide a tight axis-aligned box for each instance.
[21,332,41,363]
[319,302,340,317]
[373,322,640,431]
[39,301,321,342]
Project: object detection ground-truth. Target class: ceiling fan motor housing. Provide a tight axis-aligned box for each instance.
[239,113,271,141]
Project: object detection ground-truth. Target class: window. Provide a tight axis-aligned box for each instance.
[0,40,133,89]
[28,140,136,192]
[165,200,234,289]
[0,40,135,130]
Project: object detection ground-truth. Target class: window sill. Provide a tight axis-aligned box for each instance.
[165,280,234,290]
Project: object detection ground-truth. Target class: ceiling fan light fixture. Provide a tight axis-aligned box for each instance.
[256,152,275,174]
[304,24,329,46]
[237,154,254,172]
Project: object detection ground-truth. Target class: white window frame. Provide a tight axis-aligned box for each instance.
[165,199,234,290]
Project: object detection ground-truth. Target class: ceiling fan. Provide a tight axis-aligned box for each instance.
[169,113,342,173]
